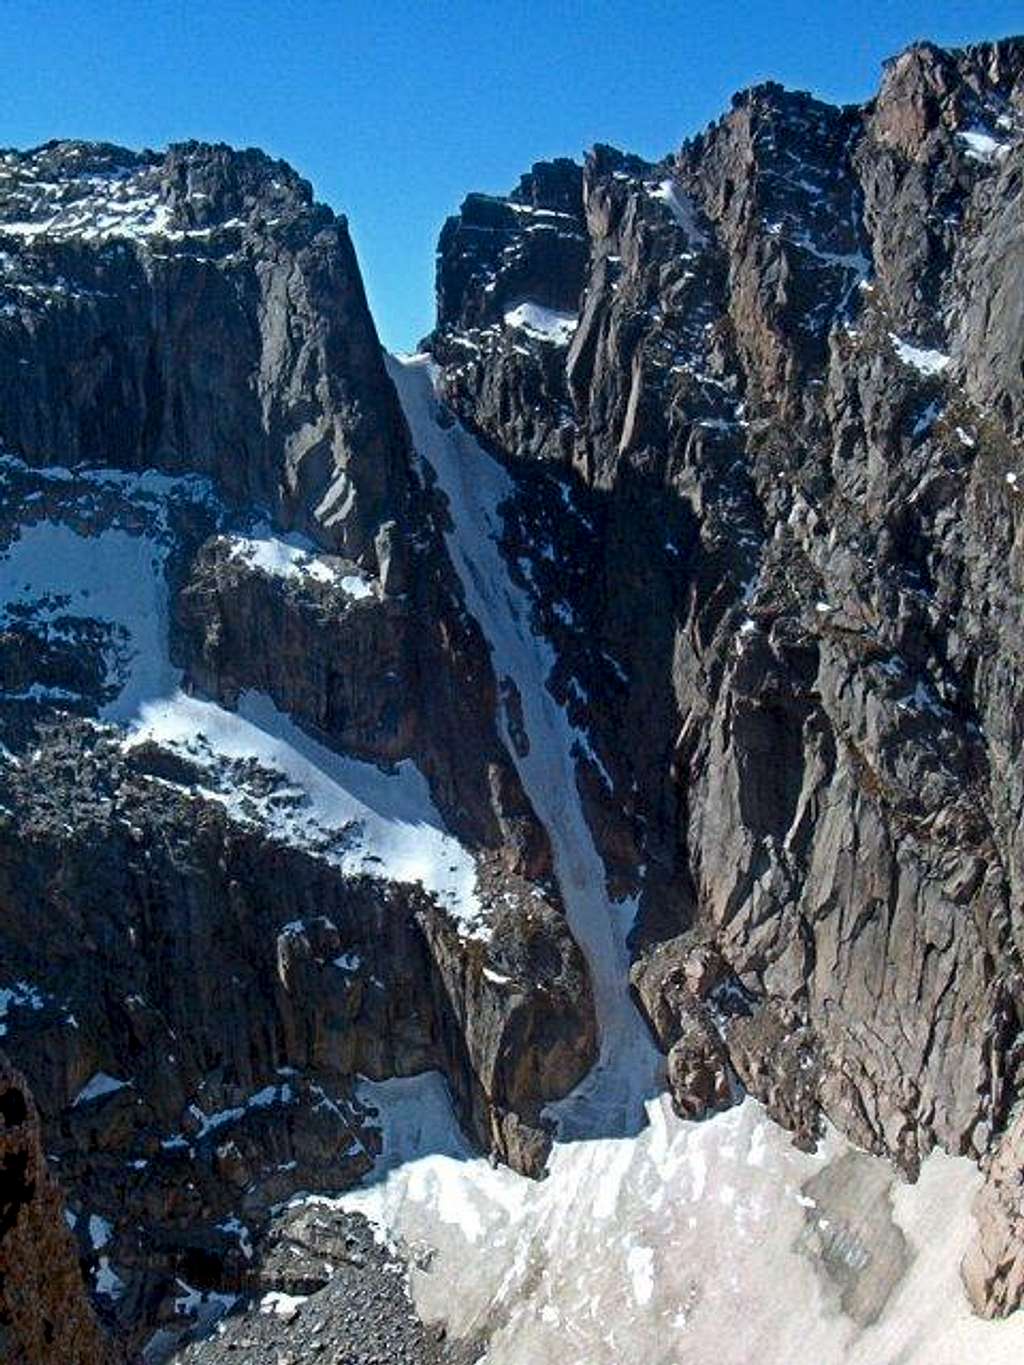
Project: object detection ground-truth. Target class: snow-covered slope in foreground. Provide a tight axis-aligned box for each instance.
[325,1074,1024,1365]
[326,354,1024,1364]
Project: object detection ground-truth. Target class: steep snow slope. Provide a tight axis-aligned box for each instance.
[0,460,483,926]
[387,352,661,1138]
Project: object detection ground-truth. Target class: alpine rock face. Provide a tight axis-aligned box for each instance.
[1,36,1024,1365]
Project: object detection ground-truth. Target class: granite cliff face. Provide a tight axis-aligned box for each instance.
[2,35,1024,1360]
[430,34,1024,1316]
[0,139,593,1359]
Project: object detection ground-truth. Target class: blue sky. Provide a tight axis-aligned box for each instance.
[4,2,1021,348]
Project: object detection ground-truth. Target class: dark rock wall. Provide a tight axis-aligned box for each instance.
[0,141,409,561]
[428,37,1024,1182]
[0,1053,112,1365]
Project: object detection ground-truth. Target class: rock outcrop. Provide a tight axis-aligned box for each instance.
[963,1107,1024,1317]
[0,140,409,562]
[0,141,595,1355]
[0,1052,112,1364]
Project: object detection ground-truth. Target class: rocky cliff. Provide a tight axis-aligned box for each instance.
[429,33,1024,1308]
[2,34,1024,1358]
[0,1052,111,1364]
[0,139,594,1357]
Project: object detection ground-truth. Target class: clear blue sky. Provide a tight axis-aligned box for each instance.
[3,2,1020,349]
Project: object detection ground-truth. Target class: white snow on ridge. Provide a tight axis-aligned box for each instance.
[0,166,174,243]
[127,690,482,930]
[224,530,375,598]
[889,334,951,377]
[503,302,578,345]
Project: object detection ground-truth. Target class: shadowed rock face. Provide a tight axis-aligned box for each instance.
[0,1053,111,1364]
[429,30,1024,1280]
[0,139,410,562]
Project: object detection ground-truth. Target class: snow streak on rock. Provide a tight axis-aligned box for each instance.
[388,352,661,1139]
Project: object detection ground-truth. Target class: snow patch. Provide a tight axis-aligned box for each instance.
[94,1256,125,1299]
[88,1214,113,1250]
[503,302,578,345]
[259,1290,308,1320]
[224,530,374,598]
[0,980,45,1035]
[0,520,175,722]
[957,127,1009,163]
[649,178,709,248]
[127,690,483,932]
[889,335,951,377]
[73,1072,129,1106]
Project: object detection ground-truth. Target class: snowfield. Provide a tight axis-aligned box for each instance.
[0,463,483,931]
[321,1072,1024,1365]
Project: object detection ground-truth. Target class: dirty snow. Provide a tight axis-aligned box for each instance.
[325,1074,1024,1365]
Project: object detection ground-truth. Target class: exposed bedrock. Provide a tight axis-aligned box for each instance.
[172,508,549,872]
[429,33,1024,1198]
[0,1052,113,1364]
[0,140,410,561]
[963,1105,1024,1318]
[0,719,594,1349]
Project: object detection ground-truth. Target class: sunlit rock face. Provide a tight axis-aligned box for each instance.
[431,34,1024,1184]
[2,34,1024,1365]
